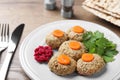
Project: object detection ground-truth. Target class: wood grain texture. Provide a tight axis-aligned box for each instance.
[0,0,120,80]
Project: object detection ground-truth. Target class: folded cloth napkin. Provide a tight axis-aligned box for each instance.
[82,0,120,26]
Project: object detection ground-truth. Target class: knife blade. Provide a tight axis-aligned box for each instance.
[0,24,25,80]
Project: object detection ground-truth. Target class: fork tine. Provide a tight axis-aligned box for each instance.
[6,24,9,42]
[0,24,1,41]
[3,24,6,41]
[1,24,4,41]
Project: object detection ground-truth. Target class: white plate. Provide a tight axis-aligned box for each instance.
[19,20,120,80]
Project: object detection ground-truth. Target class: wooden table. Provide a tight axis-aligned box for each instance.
[0,0,120,80]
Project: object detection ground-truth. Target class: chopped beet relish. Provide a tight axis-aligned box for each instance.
[34,46,53,63]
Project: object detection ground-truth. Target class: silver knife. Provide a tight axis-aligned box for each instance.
[0,24,25,80]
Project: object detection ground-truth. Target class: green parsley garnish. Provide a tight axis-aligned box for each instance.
[83,31,118,63]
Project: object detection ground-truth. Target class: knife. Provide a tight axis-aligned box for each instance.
[0,24,25,80]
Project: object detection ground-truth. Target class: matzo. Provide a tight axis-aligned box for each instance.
[83,1,120,18]
[83,0,120,15]
[82,5,120,26]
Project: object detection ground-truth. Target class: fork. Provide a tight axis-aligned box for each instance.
[0,24,9,53]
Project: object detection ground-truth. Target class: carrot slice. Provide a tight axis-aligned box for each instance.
[69,41,81,50]
[82,53,94,62]
[57,54,70,65]
[72,26,84,33]
[53,29,64,37]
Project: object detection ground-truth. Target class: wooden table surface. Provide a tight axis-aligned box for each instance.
[0,0,120,80]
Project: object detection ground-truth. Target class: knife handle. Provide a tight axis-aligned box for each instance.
[0,52,13,80]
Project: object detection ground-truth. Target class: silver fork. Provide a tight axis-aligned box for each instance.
[0,24,9,53]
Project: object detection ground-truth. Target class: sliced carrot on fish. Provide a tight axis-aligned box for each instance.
[82,53,94,62]
[57,54,70,65]
[69,41,81,50]
[53,29,64,37]
[72,26,84,33]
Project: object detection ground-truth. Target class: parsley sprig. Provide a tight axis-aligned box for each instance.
[82,31,118,63]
